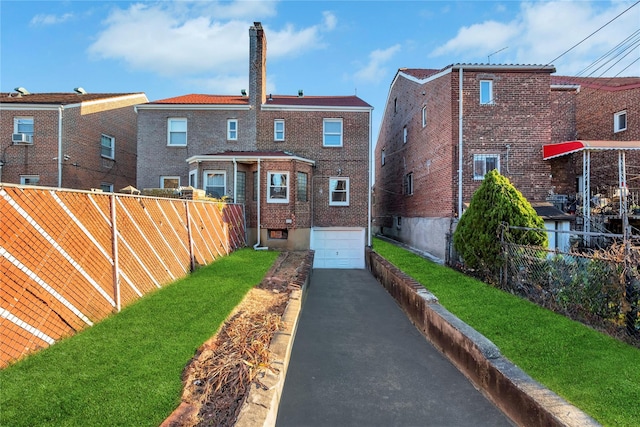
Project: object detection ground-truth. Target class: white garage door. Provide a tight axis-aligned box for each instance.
[310,227,365,269]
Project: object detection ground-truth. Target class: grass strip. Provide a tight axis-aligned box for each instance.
[373,237,640,427]
[0,248,279,427]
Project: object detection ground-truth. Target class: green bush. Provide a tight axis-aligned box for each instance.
[453,169,547,276]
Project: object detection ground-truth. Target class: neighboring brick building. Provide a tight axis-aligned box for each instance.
[374,66,639,260]
[136,23,373,267]
[0,90,147,191]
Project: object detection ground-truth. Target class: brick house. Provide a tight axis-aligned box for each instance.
[543,76,640,234]
[374,65,639,260]
[0,90,147,191]
[136,23,373,267]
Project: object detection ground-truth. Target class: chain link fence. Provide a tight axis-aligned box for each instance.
[501,226,640,347]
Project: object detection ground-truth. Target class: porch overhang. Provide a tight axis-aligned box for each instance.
[542,140,640,160]
[186,151,316,166]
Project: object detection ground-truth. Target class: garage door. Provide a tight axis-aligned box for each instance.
[310,227,365,269]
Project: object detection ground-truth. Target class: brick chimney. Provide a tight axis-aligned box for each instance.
[249,22,266,108]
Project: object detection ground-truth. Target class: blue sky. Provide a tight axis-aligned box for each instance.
[2,1,639,134]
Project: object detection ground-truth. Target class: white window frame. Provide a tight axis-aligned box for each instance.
[14,117,34,143]
[329,177,349,206]
[203,170,226,199]
[267,171,289,203]
[20,175,39,186]
[227,119,238,141]
[323,118,343,147]
[614,110,627,133]
[101,134,115,159]
[189,170,197,188]
[422,105,427,127]
[473,154,500,180]
[404,172,413,195]
[480,80,494,105]
[160,176,180,189]
[167,118,187,146]
[274,119,285,141]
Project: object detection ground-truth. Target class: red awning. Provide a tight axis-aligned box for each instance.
[542,140,640,160]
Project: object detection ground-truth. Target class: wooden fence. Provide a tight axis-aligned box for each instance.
[0,184,245,368]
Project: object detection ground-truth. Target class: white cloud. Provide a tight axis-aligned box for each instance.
[30,13,73,26]
[430,0,640,76]
[88,1,335,82]
[354,44,402,84]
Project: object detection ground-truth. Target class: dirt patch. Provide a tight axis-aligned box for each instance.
[162,251,311,427]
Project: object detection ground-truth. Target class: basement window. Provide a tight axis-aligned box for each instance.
[268,229,288,240]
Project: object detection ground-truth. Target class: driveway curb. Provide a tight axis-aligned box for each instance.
[366,248,601,427]
[234,252,313,427]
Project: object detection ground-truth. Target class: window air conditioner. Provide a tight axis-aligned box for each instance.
[12,133,32,144]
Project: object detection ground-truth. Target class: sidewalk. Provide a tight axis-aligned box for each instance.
[276,269,514,427]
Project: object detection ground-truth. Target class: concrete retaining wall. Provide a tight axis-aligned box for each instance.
[366,248,600,427]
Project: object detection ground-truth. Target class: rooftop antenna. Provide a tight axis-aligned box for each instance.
[487,47,508,64]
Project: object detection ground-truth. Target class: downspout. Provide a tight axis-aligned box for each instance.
[253,159,268,250]
[457,67,464,217]
[58,106,63,188]
[367,108,373,247]
[233,158,238,202]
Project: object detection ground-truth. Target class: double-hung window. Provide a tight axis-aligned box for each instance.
[227,119,238,140]
[323,119,343,147]
[168,118,187,146]
[101,134,115,159]
[473,154,499,180]
[614,111,627,133]
[480,80,494,105]
[14,117,34,143]
[274,119,285,141]
[268,172,289,203]
[329,177,349,206]
[204,171,226,198]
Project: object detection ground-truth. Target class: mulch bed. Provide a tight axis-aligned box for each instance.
[162,251,311,427]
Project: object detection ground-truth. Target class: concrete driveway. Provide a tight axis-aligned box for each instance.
[276,269,514,427]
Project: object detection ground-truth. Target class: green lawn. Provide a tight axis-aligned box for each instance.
[373,237,640,427]
[0,248,279,427]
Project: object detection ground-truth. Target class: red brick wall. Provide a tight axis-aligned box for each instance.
[257,109,370,228]
[136,108,254,190]
[1,95,144,190]
[460,70,554,204]
[575,84,640,192]
[374,71,456,229]
[0,108,60,186]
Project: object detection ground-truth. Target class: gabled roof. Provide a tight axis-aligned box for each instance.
[543,140,640,160]
[551,76,640,90]
[0,92,145,105]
